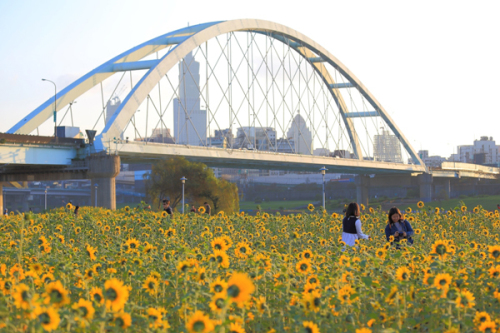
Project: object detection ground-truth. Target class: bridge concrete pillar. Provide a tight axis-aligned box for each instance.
[355,175,370,207]
[418,173,433,202]
[87,154,120,210]
[444,178,451,199]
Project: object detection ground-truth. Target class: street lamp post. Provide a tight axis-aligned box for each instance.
[319,166,327,211]
[44,186,49,210]
[42,79,57,141]
[180,177,187,214]
[94,183,98,207]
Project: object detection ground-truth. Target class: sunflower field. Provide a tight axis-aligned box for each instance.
[0,202,500,332]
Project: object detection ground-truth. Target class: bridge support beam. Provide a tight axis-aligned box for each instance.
[418,173,433,202]
[87,154,120,210]
[355,175,370,207]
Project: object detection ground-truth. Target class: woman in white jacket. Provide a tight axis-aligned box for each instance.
[341,202,370,246]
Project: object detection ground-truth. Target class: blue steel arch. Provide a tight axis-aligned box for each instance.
[8,19,423,166]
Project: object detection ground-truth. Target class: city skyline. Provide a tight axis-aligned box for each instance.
[1,1,499,158]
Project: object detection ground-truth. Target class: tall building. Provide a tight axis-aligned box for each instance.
[373,129,402,163]
[174,51,207,145]
[235,127,276,150]
[106,96,123,139]
[459,136,499,165]
[286,114,313,154]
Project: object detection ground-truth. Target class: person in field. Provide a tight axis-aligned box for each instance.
[385,207,414,244]
[341,202,370,246]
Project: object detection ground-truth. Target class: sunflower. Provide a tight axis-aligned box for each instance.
[296,259,313,275]
[474,311,491,326]
[302,249,314,260]
[12,283,34,309]
[143,276,159,295]
[209,238,226,252]
[385,286,400,305]
[34,306,60,331]
[209,292,227,313]
[164,228,176,238]
[338,285,356,304]
[229,322,246,333]
[125,238,140,251]
[85,245,97,261]
[210,250,230,268]
[405,207,412,213]
[356,329,372,333]
[395,267,411,281]
[88,287,104,305]
[488,245,500,261]
[186,310,214,333]
[455,289,475,308]
[488,266,500,278]
[147,307,168,329]
[113,311,132,329]
[303,321,320,333]
[417,201,424,208]
[227,272,255,305]
[104,278,129,312]
[235,241,252,258]
[375,248,387,259]
[44,280,70,308]
[72,298,95,326]
[433,273,452,290]
[210,278,227,294]
[478,320,496,333]
[198,206,206,214]
[431,240,449,258]
[461,205,467,212]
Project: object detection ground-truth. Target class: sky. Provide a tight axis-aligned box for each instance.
[0,0,499,158]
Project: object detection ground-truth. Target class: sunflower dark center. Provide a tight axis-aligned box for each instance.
[50,290,62,303]
[199,273,205,280]
[216,256,223,263]
[402,273,408,280]
[304,253,311,259]
[436,245,447,255]
[106,288,117,301]
[227,285,240,298]
[115,317,124,327]
[240,247,247,253]
[310,278,317,284]
[130,243,136,249]
[94,293,102,302]
[493,250,500,258]
[300,264,308,271]
[215,244,221,250]
[21,290,31,301]
[305,327,313,333]
[439,279,447,286]
[215,298,225,309]
[38,312,50,324]
[79,306,88,317]
[149,315,158,321]
[214,284,223,293]
[193,320,205,332]
[480,316,487,322]
[148,282,155,289]
[314,297,320,307]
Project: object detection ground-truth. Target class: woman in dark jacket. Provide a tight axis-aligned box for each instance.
[385,207,414,244]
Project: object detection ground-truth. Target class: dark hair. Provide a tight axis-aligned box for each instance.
[163,200,170,204]
[74,206,79,215]
[345,202,360,217]
[388,207,402,224]
[204,202,208,205]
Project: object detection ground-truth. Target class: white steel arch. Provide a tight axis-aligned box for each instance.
[8,19,423,165]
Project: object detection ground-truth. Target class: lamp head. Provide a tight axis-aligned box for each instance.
[180,176,187,183]
[319,166,327,175]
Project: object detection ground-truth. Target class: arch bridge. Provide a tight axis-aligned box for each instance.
[4,19,497,209]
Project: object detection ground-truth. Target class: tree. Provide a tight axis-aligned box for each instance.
[144,157,239,214]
